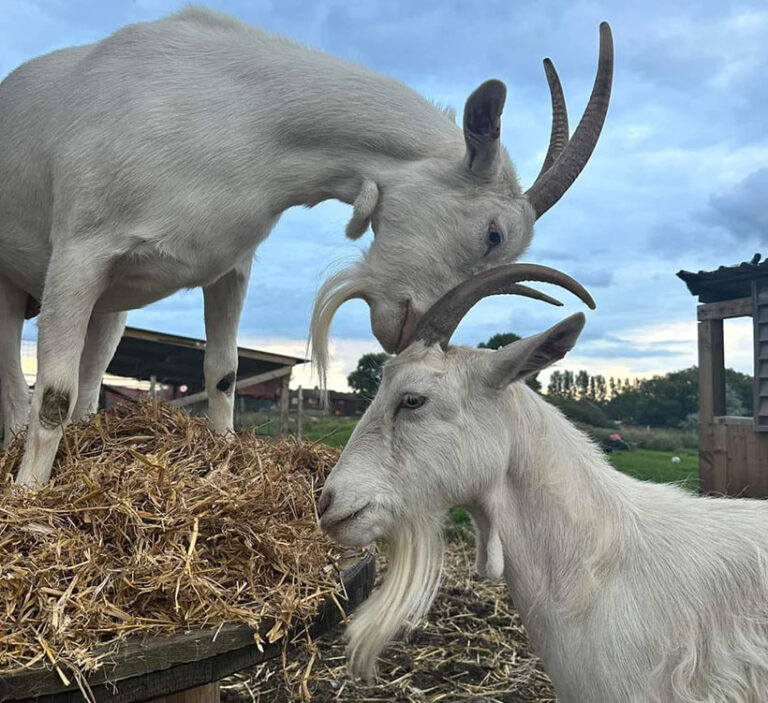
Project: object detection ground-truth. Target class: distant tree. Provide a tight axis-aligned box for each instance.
[478,332,521,349]
[725,385,747,417]
[550,370,577,399]
[347,353,390,408]
[725,368,754,415]
[595,375,607,404]
[546,395,614,428]
[563,370,575,398]
[478,332,540,391]
[548,371,564,397]
[576,370,589,399]
[604,368,697,427]
[603,366,753,428]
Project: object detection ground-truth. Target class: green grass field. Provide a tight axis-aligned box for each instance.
[301,418,358,447]
[607,447,699,492]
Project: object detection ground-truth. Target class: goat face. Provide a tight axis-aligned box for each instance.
[319,343,483,546]
[318,312,586,547]
[310,145,538,387]
[361,164,536,354]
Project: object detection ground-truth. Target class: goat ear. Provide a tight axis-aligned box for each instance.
[346,180,380,240]
[487,313,585,388]
[463,79,506,174]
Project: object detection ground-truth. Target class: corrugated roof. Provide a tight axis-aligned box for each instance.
[106,327,307,391]
[677,253,768,303]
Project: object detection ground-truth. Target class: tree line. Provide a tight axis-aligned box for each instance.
[347,335,754,429]
[547,367,753,428]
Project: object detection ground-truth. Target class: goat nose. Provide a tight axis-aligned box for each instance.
[317,489,334,519]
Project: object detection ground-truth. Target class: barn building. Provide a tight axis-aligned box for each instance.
[290,387,363,417]
[17,327,307,436]
[106,327,307,432]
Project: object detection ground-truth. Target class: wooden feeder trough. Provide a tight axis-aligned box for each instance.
[0,402,372,703]
[0,554,374,703]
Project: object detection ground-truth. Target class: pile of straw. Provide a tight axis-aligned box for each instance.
[0,402,350,695]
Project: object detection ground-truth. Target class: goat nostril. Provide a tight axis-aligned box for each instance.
[317,489,334,519]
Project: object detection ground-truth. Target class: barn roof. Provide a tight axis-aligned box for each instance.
[677,253,768,303]
[106,327,307,392]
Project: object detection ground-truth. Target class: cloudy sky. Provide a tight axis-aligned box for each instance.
[4,0,767,390]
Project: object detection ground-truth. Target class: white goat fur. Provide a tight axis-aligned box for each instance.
[319,315,768,702]
[0,6,548,484]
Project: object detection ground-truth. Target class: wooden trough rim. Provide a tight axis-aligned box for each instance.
[0,552,375,703]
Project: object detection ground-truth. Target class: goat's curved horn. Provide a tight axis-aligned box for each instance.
[525,22,613,219]
[534,58,570,182]
[412,264,595,350]
[505,283,564,308]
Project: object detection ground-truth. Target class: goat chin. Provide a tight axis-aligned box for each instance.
[345,519,444,681]
[310,264,366,391]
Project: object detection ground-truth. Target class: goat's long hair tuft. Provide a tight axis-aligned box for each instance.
[309,264,366,390]
[345,519,444,680]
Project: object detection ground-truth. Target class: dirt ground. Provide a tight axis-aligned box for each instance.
[221,540,557,703]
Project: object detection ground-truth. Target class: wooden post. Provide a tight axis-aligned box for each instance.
[279,373,290,437]
[753,280,768,431]
[150,682,220,703]
[150,375,157,399]
[296,386,303,441]
[698,318,726,494]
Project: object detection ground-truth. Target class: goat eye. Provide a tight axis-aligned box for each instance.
[486,225,502,251]
[401,393,426,410]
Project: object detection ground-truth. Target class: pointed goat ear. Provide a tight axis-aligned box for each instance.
[486,313,586,388]
[346,180,380,240]
[463,79,506,174]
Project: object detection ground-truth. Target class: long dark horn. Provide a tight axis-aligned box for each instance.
[525,22,613,219]
[412,264,595,350]
[506,283,563,308]
[534,58,570,182]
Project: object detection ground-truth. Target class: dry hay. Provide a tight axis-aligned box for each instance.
[0,401,357,699]
[223,540,557,703]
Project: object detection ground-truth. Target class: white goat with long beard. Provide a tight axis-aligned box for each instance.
[0,7,613,486]
[319,264,768,703]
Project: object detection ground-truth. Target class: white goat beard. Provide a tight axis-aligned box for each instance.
[309,265,366,391]
[345,520,444,681]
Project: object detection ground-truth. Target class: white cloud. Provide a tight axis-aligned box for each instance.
[634,141,768,193]
[539,315,755,388]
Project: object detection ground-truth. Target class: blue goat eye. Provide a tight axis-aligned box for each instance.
[488,229,502,247]
[401,394,426,409]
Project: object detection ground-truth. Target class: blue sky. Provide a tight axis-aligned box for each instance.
[4,0,767,389]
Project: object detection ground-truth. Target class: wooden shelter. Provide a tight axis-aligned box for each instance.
[105,327,306,434]
[678,254,768,497]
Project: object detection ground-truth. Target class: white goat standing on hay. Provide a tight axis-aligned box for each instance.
[0,7,613,487]
[318,264,768,703]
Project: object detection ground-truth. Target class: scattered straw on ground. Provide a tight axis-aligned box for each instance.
[0,401,354,698]
[223,540,557,702]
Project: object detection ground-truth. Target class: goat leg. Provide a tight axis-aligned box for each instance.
[16,244,112,486]
[203,254,253,434]
[0,273,30,447]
